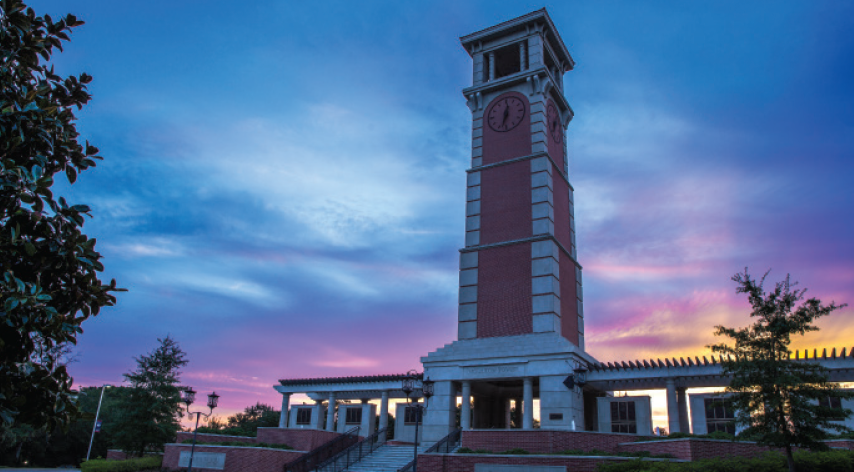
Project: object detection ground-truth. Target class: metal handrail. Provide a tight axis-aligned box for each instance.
[397,428,462,472]
[284,427,360,472]
[425,428,462,454]
[316,425,389,472]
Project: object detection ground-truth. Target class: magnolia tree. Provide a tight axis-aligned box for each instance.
[0,0,122,430]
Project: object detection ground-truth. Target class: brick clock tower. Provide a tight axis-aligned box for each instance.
[456,10,583,349]
[421,9,598,443]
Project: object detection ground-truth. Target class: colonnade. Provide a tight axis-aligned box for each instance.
[277,377,542,435]
[458,377,537,430]
[276,390,393,434]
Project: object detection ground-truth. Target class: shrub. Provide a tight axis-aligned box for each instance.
[500,448,530,454]
[454,447,493,454]
[557,449,675,459]
[196,426,256,437]
[81,456,162,472]
[596,450,854,472]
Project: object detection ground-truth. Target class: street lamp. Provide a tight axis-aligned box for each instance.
[562,361,589,391]
[182,387,220,472]
[86,384,113,462]
[401,370,434,472]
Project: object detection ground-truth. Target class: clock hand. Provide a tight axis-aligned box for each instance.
[502,106,509,125]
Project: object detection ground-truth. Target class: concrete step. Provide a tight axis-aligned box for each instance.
[344,445,430,472]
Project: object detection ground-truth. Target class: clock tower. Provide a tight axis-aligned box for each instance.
[421,9,597,442]
[457,10,583,347]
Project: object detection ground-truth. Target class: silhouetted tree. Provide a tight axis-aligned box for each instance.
[112,337,187,456]
[710,269,852,472]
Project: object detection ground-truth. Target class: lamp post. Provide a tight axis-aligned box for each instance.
[401,370,434,472]
[86,384,112,462]
[182,387,220,472]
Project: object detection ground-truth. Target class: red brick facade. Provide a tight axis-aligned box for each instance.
[825,439,854,450]
[620,438,774,461]
[162,444,302,472]
[461,429,642,454]
[482,92,532,165]
[256,427,341,451]
[172,428,340,452]
[476,244,532,337]
[552,177,571,251]
[559,250,579,343]
[478,160,532,245]
[546,98,565,171]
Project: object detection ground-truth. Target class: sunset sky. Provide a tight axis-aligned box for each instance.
[31,0,854,427]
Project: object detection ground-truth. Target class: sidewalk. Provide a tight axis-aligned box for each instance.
[2,469,81,472]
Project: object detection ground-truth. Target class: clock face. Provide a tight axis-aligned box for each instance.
[487,96,526,132]
[547,103,562,144]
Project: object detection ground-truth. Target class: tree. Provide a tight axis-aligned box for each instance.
[226,402,279,430]
[0,0,123,431]
[197,403,279,437]
[112,337,188,457]
[710,269,852,472]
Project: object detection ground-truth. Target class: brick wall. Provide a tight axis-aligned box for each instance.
[461,429,642,454]
[619,439,773,461]
[417,453,678,472]
[176,432,256,444]
[172,428,339,451]
[476,244,532,337]
[482,92,531,165]
[257,428,341,451]
[162,444,302,472]
[546,99,564,171]
[824,439,854,450]
[559,250,579,343]
[479,160,532,245]
[552,177,571,250]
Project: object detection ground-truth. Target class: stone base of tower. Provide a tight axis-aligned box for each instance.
[420,332,600,443]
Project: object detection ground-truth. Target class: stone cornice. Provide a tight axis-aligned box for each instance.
[466,151,574,191]
[459,234,581,270]
[460,8,574,69]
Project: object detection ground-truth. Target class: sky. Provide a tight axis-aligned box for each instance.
[28,0,854,427]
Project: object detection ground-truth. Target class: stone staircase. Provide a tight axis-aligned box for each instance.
[345,444,430,472]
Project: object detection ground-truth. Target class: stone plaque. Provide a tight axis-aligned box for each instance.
[179,451,226,470]
[462,364,523,378]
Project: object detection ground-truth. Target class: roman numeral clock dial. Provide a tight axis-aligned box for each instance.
[487,96,525,132]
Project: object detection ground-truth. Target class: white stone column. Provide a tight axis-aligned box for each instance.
[421,381,457,443]
[666,380,680,434]
[520,41,527,70]
[461,381,472,430]
[379,390,390,441]
[523,377,534,430]
[488,52,496,81]
[326,392,336,431]
[677,387,690,433]
[504,398,512,428]
[278,393,291,428]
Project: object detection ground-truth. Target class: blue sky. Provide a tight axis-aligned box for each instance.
[30,1,854,423]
